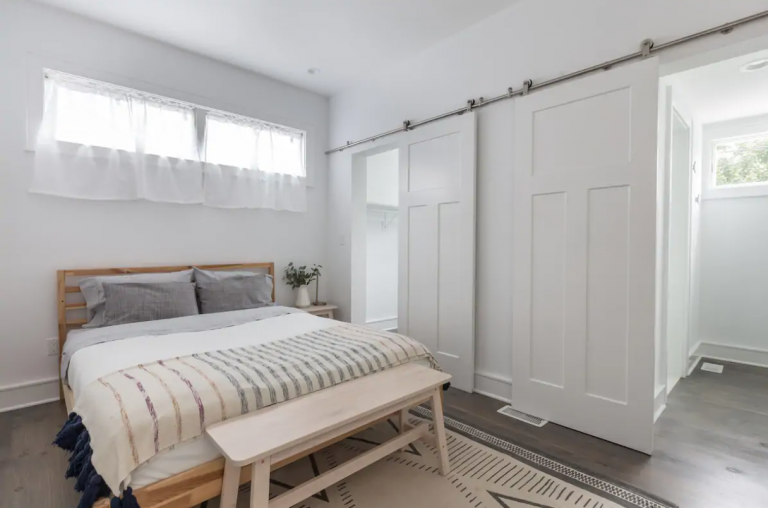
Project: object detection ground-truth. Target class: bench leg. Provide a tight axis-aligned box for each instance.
[220,460,241,508]
[250,458,271,508]
[399,408,410,452]
[431,388,450,476]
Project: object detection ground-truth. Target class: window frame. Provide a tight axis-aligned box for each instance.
[26,57,314,185]
[702,113,768,200]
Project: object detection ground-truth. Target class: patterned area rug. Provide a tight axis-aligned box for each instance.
[204,406,676,508]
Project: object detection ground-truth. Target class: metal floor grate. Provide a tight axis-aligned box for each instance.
[497,406,548,427]
[701,362,724,373]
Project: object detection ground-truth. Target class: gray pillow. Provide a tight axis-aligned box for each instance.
[102,282,199,327]
[196,276,273,314]
[194,267,273,285]
[79,269,194,328]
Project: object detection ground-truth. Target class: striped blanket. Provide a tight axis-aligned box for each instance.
[74,322,438,494]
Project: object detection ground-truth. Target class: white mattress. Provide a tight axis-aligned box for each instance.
[67,312,429,488]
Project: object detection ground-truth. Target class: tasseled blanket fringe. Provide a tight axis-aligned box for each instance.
[54,412,140,508]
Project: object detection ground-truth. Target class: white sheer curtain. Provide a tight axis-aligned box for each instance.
[31,71,203,203]
[203,112,307,212]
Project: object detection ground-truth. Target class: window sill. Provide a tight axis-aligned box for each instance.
[703,184,768,200]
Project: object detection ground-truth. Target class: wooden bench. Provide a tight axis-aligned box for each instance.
[206,363,452,508]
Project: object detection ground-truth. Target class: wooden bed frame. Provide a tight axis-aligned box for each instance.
[57,263,276,404]
[57,263,439,508]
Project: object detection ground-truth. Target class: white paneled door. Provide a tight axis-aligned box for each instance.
[398,113,476,392]
[512,58,659,454]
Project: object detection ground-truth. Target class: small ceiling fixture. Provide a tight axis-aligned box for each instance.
[740,58,768,73]
[307,68,321,75]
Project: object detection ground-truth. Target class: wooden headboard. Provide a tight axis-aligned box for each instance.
[56,262,275,399]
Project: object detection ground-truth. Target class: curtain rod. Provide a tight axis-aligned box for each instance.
[326,9,768,155]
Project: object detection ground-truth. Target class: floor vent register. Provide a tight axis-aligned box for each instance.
[497,406,548,427]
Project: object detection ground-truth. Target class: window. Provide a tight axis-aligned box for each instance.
[204,114,305,177]
[31,70,307,212]
[41,71,305,173]
[44,72,199,161]
[702,115,768,200]
[143,103,199,160]
[205,112,307,177]
[51,80,134,151]
[713,133,768,187]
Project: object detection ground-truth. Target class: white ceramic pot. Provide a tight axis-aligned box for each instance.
[295,285,311,308]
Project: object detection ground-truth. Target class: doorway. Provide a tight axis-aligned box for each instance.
[365,149,399,331]
[658,44,768,417]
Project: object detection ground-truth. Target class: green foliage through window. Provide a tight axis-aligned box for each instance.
[715,135,768,186]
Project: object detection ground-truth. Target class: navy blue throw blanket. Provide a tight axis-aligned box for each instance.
[53,412,140,508]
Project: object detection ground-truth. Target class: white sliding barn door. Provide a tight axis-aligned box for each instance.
[512,58,659,454]
[399,113,476,392]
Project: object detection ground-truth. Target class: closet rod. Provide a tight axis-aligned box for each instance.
[326,8,768,155]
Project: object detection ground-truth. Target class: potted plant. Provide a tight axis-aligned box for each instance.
[283,262,320,308]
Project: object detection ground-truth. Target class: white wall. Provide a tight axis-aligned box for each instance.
[0,0,329,411]
[697,115,768,365]
[327,0,768,400]
[698,196,768,352]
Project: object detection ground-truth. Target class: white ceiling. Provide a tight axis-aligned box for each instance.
[671,48,768,124]
[34,0,515,96]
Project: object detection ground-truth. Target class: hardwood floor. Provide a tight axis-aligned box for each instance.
[0,400,80,508]
[443,359,768,508]
[1,358,767,508]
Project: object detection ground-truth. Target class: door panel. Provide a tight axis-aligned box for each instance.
[586,185,630,403]
[437,202,462,355]
[408,133,461,191]
[406,205,438,352]
[530,192,566,388]
[533,87,632,174]
[399,114,476,392]
[513,58,659,454]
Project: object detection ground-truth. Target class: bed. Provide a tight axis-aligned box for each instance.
[55,263,440,508]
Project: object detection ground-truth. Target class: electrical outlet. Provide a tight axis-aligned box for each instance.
[47,337,59,357]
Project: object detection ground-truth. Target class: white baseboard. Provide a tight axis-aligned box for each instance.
[688,340,702,359]
[365,317,398,331]
[694,342,768,369]
[0,377,60,413]
[686,355,702,376]
[473,371,512,403]
[654,385,667,422]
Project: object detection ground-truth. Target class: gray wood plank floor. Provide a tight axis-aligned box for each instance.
[443,359,768,508]
[1,358,766,508]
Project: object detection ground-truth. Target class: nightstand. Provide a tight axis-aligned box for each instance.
[300,304,338,319]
